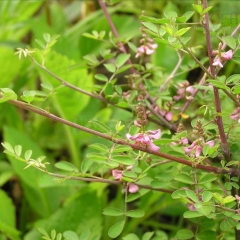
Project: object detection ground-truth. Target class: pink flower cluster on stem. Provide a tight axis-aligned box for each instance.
[126,129,161,152]
[173,81,194,101]
[230,108,240,123]
[112,167,139,193]
[212,49,233,68]
[135,36,158,58]
[183,138,214,158]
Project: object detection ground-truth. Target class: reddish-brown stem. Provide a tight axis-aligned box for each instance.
[203,0,231,162]
[8,99,238,176]
[180,24,240,114]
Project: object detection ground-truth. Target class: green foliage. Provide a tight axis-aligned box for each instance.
[1,1,240,240]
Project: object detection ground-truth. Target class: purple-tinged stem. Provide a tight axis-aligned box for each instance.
[203,0,231,162]
[8,99,239,176]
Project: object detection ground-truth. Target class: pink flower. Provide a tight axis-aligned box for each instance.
[230,108,240,123]
[236,195,240,204]
[212,58,223,68]
[112,169,123,180]
[183,139,214,158]
[135,38,158,58]
[173,81,194,101]
[221,50,233,60]
[126,129,161,152]
[155,107,173,122]
[128,183,139,193]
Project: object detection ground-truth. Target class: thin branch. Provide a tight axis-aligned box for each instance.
[36,168,172,193]
[203,0,231,162]
[8,99,238,176]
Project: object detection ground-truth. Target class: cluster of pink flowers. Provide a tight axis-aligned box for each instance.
[173,81,194,101]
[230,108,240,123]
[135,35,158,58]
[183,138,214,158]
[154,106,173,122]
[212,49,233,68]
[112,167,139,193]
[126,129,161,152]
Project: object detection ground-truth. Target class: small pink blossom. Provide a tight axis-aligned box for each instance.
[212,58,223,68]
[236,195,240,204]
[173,81,194,101]
[126,129,161,152]
[221,50,233,60]
[230,108,240,123]
[112,169,123,180]
[183,139,214,158]
[128,183,139,193]
[135,38,158,58]
[155,107,173,122]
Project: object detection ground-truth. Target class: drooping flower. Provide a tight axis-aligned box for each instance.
[128,183,139,193]
[230,108,240,123]
[173,81,194,101]
[212,58,223,68]
[126,129,161,152]
[135,37,158,58]
[221,50,233,60]
[212,47,233,68]
[112,169,123,180]
[235,195,240,204]
[183,139,214,158]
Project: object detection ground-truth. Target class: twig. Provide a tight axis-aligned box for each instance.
[203,0,231,162]
[8,99,238,176]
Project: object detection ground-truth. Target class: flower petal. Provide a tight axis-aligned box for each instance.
[128,183,139,193]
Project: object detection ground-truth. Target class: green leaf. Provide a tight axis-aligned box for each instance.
[24,150,32,161]
[35,39,45,49]
[175,27,191,37]
[0,189,20,239]
[220,218,236,231]
[175,229,194,239]
[86,153,108,161]
[54,161,79,173]
[89,120,112,134]
[117,101,129,108]
[226,74,240,84]
[201,6,213,15]
[51,230,56,240]
[174,173,194,184]
[151,180,169,188]
[223,36,236,49]
[108,220,125,238]
[41,83,53,91]
[176,11,195,23]
[104,63,116,73]
[126,209,145,218]
[202,191,213,202]
[233,86,240,94]
[1,142,14,154]
[192,4,203,14]
[102,207,124,216]
[164,11,177,19]
[0,88,17,103]
[14,145,22,157]
[139,15,170,24]
[206,79,230,90]
[95,74,108,82]
[43,33,51,42]
[81,159,93,173]
[21,90,36,103]
[142,232,154,240]
[79,229,91,240]
[123,171,137,179]
[116,54,130,68]
[38,228,50,238]
[63,231,79,240]
[141,22,158,33]
[112,155,135,166]
[185,190,199,203]
[104,82,114,95]
[123,233,139,240]
[222,195,236,204]
[195,203,214,216]
[197,230,216,240]
[199,173,217,184]
[171,189,188,199]
[183,211,203,218]
[89,143,109,153]
[113,145,132,153]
